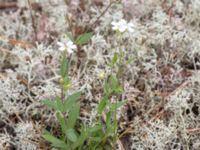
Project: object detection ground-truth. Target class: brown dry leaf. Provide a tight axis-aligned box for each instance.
[0,2,17,9]
[0,36,34,49]
[16,75,28,86]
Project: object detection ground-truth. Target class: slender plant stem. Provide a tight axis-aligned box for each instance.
[91,1,115,28]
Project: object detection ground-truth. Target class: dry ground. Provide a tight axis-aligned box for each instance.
[0,0,200,149]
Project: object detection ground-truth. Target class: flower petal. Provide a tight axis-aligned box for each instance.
[67,40,73,45]
[59,47,65,51]
[128,28,134,33]
[111,21,118,26]
[68,49,74,54]
[119,19,127,24]
[57,42,64,47]
[70,44,77,50]
[112,26,118,30]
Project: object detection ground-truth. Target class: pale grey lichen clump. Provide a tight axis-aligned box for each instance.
[1,0,200,149]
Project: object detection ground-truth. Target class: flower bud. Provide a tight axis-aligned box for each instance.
[59,78,64,85]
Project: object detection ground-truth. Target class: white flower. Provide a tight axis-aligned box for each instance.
[57,40,77,54]
[127,22,134,33]
[111,21,119,30]
[111,19,127,33]
[111,19,134,33]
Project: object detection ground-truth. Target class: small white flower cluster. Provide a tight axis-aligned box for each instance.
[57,40,77,54]
[111,19,134,33]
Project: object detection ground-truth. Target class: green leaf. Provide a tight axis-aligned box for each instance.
[103,81,109,94]
[73,126,88,149]
[42,129,67,148]
[117,101,124,109]
[90,137,102,142]
[60,54,68,78]
[112,52,118,66]
[114,87,123,94]
[66,128,78,142]
[51,142,69,149]
[56,97,65,112]
[66,103,80,129]
[89,124,102,133]
[56,112,66,134]
[63,76,70,85]
[76,32,93,45]
[42,99,57,110]
[97,97,108,114]
[106,111,112,130]
[64,91,81,112]
[110,75,118,90]
[109,101,126,111]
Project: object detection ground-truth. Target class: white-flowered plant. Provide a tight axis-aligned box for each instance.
[57,40,77,54]
[111,19,127,33]
[111,19,134,33]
